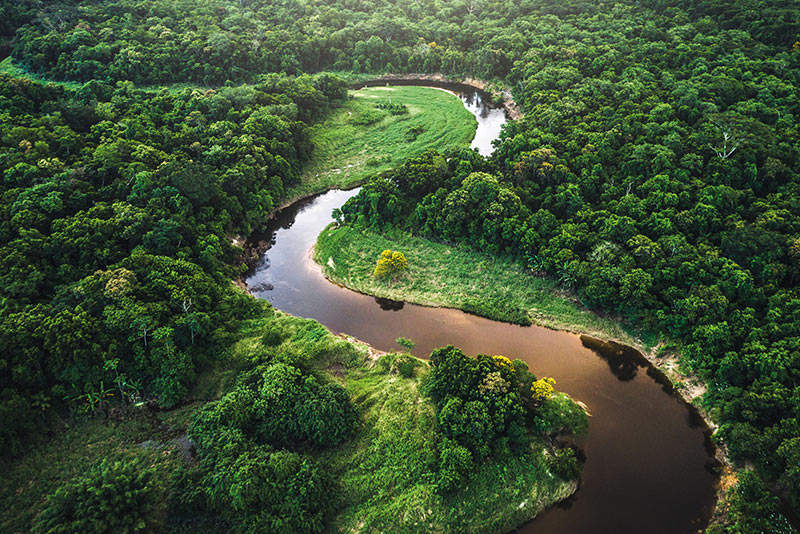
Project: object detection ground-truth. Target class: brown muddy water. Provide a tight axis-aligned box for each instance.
[245,87,718,533]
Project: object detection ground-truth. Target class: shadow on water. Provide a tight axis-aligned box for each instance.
[580,335,643,382]
[582,335,722,471]
[375,296,404,311]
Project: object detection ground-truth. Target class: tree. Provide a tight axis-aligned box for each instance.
[530,377,556,403]
[33,456,162,534]
[373,249,407,279]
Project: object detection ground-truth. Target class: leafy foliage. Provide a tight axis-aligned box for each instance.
[0,71,347,453]
[32,456,162,534]
[188,358,358,533]
[4,0,800,527]
[424,346,585,492]
[373,249,407,279]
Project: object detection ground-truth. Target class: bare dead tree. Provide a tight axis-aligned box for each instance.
[710,120,741,160]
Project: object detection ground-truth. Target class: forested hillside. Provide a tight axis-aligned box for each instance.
[2,0,800,531]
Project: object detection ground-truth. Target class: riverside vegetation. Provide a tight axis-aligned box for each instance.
[2,300,588,533]
[2,0,800,531]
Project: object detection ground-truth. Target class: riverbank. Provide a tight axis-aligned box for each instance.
[348,72,523,120]
[313,224,732,471]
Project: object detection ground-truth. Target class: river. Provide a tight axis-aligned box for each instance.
[245,85,718,533]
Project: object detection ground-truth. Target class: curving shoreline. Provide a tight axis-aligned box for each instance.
[241,82,723,532]
[351,72,524,119]
[309,226,725,456]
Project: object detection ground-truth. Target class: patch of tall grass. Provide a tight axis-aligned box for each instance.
[315,224,654,348]
[288,85,477,200]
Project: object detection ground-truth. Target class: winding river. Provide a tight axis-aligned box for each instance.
[246,86,719,533]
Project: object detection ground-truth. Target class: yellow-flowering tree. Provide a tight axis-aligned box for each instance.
[373,249,407,279]
[531,377,556,403]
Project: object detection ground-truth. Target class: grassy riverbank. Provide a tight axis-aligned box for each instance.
[315,225,655,349]
[287,85,477,200]
[1,299,580,533]
[326,354,576,533]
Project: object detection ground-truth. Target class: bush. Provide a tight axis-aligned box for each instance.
[398,360,416,378]
[33,456,162,534]
[437,437,474,493]
[213,448,333,534]
[261,325,286,347]
[548,448,582,481]
[534,394,589,437]
[191,363,358,451]
[395,336,416,351]
[373,249,407,279]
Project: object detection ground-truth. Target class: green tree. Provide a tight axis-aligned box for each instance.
[373,249,407,279]
[33,456,162,534]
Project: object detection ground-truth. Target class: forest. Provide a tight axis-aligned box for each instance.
[1,0,799,531]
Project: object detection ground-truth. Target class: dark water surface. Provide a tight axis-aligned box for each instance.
[245,88,718,533]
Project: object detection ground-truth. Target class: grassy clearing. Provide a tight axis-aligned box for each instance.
[315,224,656,349]
[288,85,476,200]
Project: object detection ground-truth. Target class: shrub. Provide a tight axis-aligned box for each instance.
[396,336,416,351]
[534,394,589,436]
[215,448,333,534]
[192,363,358,451]
[549,448,582,481]
[373,249,407,279]
[437,437,474,493]
[33,456,162,534]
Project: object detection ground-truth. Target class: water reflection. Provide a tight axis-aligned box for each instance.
[375,296,405,311]
[580,335,642,382]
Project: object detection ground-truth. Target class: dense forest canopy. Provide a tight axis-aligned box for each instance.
[0,71,349,453]
[8,0,800,85]
[1,0,800,531]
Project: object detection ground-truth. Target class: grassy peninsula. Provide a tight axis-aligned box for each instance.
[315,225,648,347]
[288,85,477,200]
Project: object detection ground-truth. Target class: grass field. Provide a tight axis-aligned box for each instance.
[315,224,656,349]
[287,85,476,200]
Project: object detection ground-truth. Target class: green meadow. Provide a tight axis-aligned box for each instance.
[315,225,652,349]
[288,85,476,200]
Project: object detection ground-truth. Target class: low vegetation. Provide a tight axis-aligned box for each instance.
[289,85,476,200]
